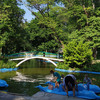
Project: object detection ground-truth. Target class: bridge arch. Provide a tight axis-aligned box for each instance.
[16,57,57,67]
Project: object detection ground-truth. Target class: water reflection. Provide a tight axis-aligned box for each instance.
[10,72,38,82]
[11,71,53,83]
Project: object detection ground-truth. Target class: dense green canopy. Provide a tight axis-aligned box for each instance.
[0,0,100,67]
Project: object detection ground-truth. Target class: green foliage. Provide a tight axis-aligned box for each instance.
[63,40,93,68]
[38,40,59,52]
[0,59,17,68]
[83,62,100,72]
[63,0,100,59]
[26,19,60,52]
[57,62,69,69]
[91,63,100,72]
[0,0,29,55]
[38,17,57,29]
[0,0,100,60]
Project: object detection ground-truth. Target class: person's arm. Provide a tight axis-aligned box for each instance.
[75,80,78,91]
[62,85,68,96]
[66,86,68,96]
[62,78,66,91]
[51,77,57,82]
[62,86,66,91]
[54,77,57,82]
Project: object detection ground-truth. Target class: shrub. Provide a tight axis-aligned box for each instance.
[57,62,69,69]
[63,40,93,68]
[0,59,17,69]
[89,63,100,72]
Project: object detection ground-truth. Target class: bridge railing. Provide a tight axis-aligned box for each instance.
[4,51,63,58]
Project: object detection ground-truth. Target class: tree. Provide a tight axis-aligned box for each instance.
[0,0,30,55]
[0,1,11,54]
[18,0,68,49]
[63,40,93,68]
[60,0,100,59]
[25,19,60,52]
[18,0,100,59]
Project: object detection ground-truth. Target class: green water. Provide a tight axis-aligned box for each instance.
[0,59,100,96]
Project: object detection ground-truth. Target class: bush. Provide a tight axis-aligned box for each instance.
[63,40,93,68]
[0,58,17,69]
[89,63,100,72]
[57,62,69,69]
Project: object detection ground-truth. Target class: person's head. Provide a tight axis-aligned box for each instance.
[85,74,88,78]
[50,70,54,74]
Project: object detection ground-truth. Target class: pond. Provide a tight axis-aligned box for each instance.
[0,59,100,96]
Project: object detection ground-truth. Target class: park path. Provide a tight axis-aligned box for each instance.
[31,91,85,100]
[0,91,86,100]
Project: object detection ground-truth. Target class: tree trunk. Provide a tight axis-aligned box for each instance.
[83,5,88,25]
[93,47,97,59]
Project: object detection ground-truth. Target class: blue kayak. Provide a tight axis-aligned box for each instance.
[0,79,9,88]
[36,82,100,100]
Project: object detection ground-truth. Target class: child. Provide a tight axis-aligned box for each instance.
[83,74,92,90]
[50,70,61,88]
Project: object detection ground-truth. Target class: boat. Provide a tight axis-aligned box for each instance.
[36,81,100,100]
[0,79,9,88]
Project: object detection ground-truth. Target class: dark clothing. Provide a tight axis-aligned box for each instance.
[63,74,76,90]
[65,76,75,88]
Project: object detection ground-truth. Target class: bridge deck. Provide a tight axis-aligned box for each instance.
[10,57,64,62]
[10,57,64,67]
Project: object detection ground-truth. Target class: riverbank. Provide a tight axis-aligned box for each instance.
[57,59,100,72]
[0,91,85,100]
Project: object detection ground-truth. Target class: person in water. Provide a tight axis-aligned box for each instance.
[61,74,78,97]
[83,74,92,90]
[50,70,61,88]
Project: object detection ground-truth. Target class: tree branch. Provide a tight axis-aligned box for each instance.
[18,0,39,19]
[83,5,88,25]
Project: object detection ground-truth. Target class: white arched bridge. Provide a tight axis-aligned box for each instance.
[10,57,64,67]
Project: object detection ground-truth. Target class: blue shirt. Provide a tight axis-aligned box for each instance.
[83,77,91,84]
[53,72,61,82]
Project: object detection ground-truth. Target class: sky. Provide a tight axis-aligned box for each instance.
[19,4,35,22]
[18,1,64,22]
